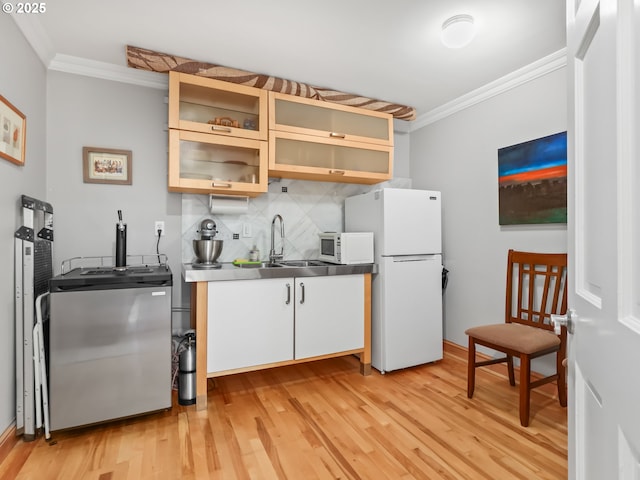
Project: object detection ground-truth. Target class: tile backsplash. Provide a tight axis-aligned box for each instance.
[181,177,411,264]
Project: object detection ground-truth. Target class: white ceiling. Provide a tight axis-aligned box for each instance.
[9,0,566,123]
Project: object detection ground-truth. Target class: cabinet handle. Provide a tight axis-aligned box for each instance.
[211,125,232,133]
[285,283,291,305]
[299,282,305,304]
[329,169,346,175]
[329,132,346,139]
[211,182,232,188]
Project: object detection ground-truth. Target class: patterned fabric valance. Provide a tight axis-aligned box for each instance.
[126,46,416,121]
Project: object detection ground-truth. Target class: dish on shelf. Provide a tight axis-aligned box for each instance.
[208,117,240,128]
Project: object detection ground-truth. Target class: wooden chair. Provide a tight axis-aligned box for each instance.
[465,249,568,426]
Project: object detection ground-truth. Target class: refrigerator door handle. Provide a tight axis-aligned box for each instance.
[389,255,440,263]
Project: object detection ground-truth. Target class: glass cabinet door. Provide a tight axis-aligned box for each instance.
[269,132,392,184]
[169,72,268,141]
[269,92,393,146]
[169,130,267,196]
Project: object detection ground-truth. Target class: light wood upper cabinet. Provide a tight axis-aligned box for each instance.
[168,73,394,192]
[168,129,268,196]
[268,132,392,184]
[169,72,267,141]
[268,92,393,184]
[269,92,392,146]
[168,72,268,195]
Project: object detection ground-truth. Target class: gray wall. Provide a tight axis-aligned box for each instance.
[46,71,184,327]
[392,127,411,178]
[410,67,567,372]
[0,15,47,433]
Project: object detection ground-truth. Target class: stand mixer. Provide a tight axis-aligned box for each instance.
[192,219,223,269]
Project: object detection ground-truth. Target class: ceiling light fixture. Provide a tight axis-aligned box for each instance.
[441,14,476,49]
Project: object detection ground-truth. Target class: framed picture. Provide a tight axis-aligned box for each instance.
[83,147,132,185]
[498,131,567,225]
[0,95,26,166]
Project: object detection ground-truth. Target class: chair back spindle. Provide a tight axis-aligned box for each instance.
[506,251,568,331]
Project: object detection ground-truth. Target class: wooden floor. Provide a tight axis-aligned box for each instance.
[0,343,567,479]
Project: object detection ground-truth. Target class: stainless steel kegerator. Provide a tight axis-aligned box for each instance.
[345,188,443,373]
[48,257,173,431]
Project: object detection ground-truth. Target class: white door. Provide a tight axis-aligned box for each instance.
[566,0,640,477]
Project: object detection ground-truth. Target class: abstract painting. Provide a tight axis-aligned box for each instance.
[498,131,567,225]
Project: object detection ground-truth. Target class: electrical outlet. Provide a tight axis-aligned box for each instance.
[242,223,252,238]
[155,221,165,236]
[233,233,239,240]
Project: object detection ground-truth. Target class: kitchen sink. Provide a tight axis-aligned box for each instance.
[232,260,330,269]
[234,261,283,268]
[276,260,329,267]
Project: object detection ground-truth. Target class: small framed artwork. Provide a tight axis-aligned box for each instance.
[0,95,26,166]
[83,147,132,185]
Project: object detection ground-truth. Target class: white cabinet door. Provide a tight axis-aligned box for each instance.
[295,274,364,360]
[207,278,294,373]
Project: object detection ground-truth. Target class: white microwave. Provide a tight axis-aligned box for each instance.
[318,232,374,265]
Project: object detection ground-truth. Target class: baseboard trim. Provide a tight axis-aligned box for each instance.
[443,340,560,398]
[0,423,18,465]
[443,339,468,356]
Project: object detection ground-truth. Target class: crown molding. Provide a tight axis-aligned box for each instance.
[9,12,168,89]
[410,48,567,132]
[48,54,168,89]
[45,49,566,123]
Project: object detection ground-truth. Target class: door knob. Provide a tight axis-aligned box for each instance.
[551,309,576,334]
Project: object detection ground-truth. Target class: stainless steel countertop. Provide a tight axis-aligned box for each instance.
[182,261,376,282]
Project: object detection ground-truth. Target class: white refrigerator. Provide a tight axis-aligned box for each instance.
[345,188,443,373]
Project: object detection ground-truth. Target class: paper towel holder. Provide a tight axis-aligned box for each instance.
[209,194,249,214]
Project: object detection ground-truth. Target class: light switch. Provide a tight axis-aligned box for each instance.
[242,223,252,238]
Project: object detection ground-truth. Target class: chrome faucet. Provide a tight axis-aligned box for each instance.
[269,214,285,263]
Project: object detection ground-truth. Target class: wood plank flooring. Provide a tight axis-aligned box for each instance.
[0,343,567,479]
